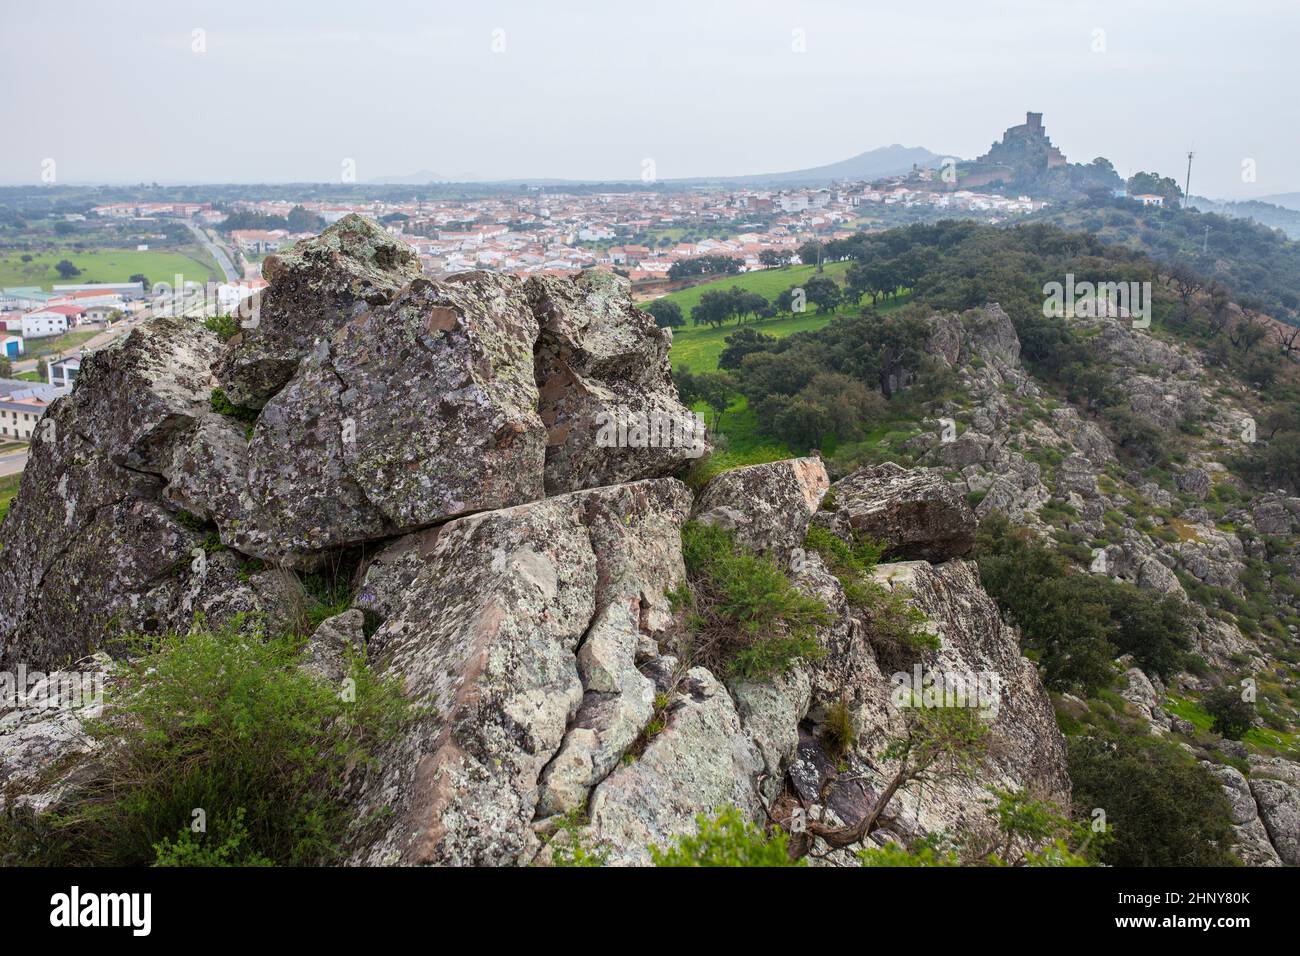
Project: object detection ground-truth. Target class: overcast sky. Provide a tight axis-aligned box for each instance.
[2,0,1296,198]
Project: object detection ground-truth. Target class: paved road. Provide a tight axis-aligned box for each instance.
[186,221,239,283]
[0,447,29,477]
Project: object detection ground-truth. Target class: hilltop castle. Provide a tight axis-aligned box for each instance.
[957,112,1070,189]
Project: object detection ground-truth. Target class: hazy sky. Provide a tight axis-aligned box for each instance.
[3,0,1297,198]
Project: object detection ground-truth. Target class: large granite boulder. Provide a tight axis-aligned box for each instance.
[691,456,828,564]
[528,270,707,494]
[216,214,422,408]
[815,462,977,561]
[232,272,546,563]
[0,318,300,670]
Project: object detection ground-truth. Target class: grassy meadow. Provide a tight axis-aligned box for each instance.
[0,247,220,290]
[642,263,911,468]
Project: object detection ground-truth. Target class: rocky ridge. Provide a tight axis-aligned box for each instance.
[905,301,1300,866]
[0,216,1070,865]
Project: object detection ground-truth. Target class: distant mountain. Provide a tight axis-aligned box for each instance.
[1259,193,1300,213]
[1189,196,1300,240]
[368,145,947,189]
[368,170,446,185]
[691,144,947,185]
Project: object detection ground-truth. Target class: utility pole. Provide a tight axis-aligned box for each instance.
[1184,151,1195,207]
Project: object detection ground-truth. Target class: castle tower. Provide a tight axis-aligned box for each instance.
[1026,112,1043,131]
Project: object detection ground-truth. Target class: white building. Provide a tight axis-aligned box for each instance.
[48,356,81,390]
[21,310,71,338]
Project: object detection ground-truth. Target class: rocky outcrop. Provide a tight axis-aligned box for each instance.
[0,318,304,670]
[234,271,547,562]
[814,462,977,561]
[691,456,828,563]
[216,214,423,408]
[529,270,708,493]
[1247,757,1300,866]
[345,479,694,866]
[1205,764,1282,866]
[0,216,700,666]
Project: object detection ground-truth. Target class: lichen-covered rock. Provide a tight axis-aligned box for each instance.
[1248,757,1300,866]
[216,214,422,408]
[354,527,444,622]
[302,609,366,684]
[0,656,109,817]
[233,272,546,563]
[815,462,977,561]
[866,560,1071,826]
[344,478,692,866]
[528,270,707,494]
[0,318,293,670]
[691,456,828,563]
[585,666,764,865]
[757,557,1070,855]
[1205,763,1282,866]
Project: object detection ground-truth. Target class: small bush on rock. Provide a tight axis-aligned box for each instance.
[25,616,412,867]
[650,807,802,867]
[678,521,830,680]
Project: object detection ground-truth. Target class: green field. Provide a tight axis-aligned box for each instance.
[645,262,907,374]
[0,473,21,525]
[644,263,911,466]
[0,247,220,291]
[19,330,100,361]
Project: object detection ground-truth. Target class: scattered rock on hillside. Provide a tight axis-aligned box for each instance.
[814,462,977,561]
[691,456,829,563]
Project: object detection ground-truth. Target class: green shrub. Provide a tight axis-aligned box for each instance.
[1067,731,1238,866]
[542,811,610,868]
[803,524,936,664]
[152,808,273,867]
[650,807,802,867]
[976,514,1192,692]
[203,315,240,343]
[678,521,830,680]
[1204,685,1256,740]
[21,617,412,867]
[209,388,258,424]
[858,789,1096,867]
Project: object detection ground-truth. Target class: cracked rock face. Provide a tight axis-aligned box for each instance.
[216,214,423,408]
[1247,757,1300,866]
[0,657,109,818]
[345,478,692,866]
[0,220,1120,867]
[692,456,829,565]
[0,319,299,670]
[0,216,703,667]
[529,270,708,494]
